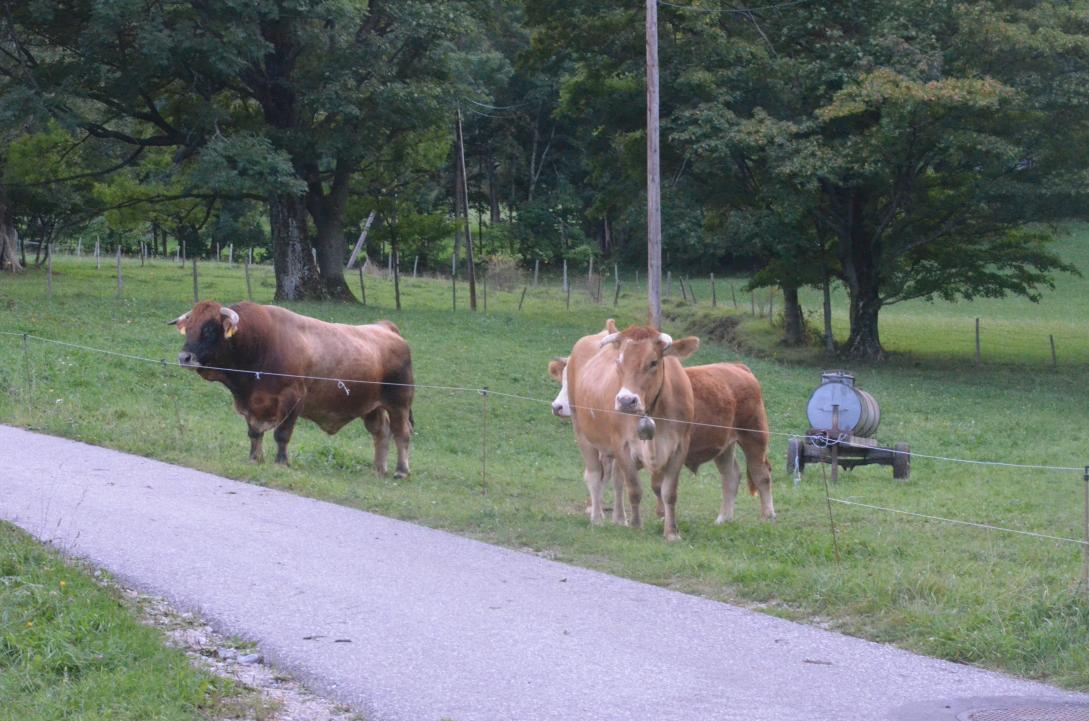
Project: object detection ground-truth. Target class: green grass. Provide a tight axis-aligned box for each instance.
[0,522,241,721]
[2,228,1089,690]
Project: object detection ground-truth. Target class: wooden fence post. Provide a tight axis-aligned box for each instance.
[192,257,199,303]
[245,255,253,301]
[975,318,981,366]
[95,239,101,270]
[413,255,419,278]
[518,286,527,310]
[613,280,622,307]
[711,273,716,307]
[533,259,539,287]
[115,246,123,298]
[1050,334,1057,368]
[46,246,53,299]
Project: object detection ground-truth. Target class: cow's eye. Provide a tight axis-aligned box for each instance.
[648,359,658,371]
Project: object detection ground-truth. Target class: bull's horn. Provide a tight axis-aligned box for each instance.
[167,311,191,326]
[221,306,240,327]
[658,332,673,351]
[599,332,621,348]
[606,318,618,333]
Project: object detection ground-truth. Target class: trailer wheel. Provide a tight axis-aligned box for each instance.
[786,437,805,477]
[892,442,911,480]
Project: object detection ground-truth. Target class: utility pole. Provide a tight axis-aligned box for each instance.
[456,105,478,311]
[646,0,662,329]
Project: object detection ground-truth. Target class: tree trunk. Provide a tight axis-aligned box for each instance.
[845,290,884,360]
[0,186,21,272]
[781,283,806,346]
[268,194,323,301]
[312,217,354,300]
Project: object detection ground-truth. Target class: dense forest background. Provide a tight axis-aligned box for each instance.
[2,1,1088,358]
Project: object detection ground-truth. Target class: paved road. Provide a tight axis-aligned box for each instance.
[2,424,1086,721]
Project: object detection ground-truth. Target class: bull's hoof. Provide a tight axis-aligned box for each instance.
[274,455,289,466]
[393,469,409,480]
[665,532,682,542]
[762,513,777,522]
[714,514,732,525]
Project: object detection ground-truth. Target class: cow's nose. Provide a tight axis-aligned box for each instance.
[616,393,640,412]
[178,351,196,367]
[551,403,563,416]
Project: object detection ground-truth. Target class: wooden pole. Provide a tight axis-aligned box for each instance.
[413,255,419,278]
[192,257,199,303]
[1050,334,1057,368]
[518,286,527,310]
[245,255,253,301]
[588,255,593,290]
[614,263,619,286]
[645,0,662,329]
[95,238,101,270]
[451,271,456,311]
[456,105,477,310]
[1083,467,1089,592]
[115,246,123,298]
[980,320,988,368]
[76,239,82,257]
[46,246,53,299]
[686,277,696,304]
[751,292,756,316]
[358,265,366,306]
[562,258,568,293]
[346,211,376,269]
[533,259,539,287]
[482,267,487,313]
[140,242,145,267]
[228,243,233,267]
[731,283,738,309]
[566,281,571,310]
[613,280,622,307]
[711,273,717,307]
[216,242,221,262]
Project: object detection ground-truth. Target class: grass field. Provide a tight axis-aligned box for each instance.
[0,522,250,721]
[2,227,1089,691]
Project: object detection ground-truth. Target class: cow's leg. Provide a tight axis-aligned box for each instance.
[658,452,688,541]
[364,409,391,476]
[388,405,412,479]
[614,452,642,529]
[247,425,265,463]
[650,473,665,519]
[713,445,742,524]
[273,409,300,466]
[606,456,627,524]
[740,432,775,520]
[578,442,606,524]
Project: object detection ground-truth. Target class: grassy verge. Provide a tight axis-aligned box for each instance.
[0,522,243,721]
[2,229,1089,690]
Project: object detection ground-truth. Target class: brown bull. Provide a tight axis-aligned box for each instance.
[563,323,699,540]
[169,301,413,477]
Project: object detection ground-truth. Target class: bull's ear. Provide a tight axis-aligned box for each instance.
[548,357,567,382]
[664,336,699,360]
[167,311,191,334]
[606,318,618,333]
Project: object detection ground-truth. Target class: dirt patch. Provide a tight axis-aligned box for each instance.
[105,575,364,721]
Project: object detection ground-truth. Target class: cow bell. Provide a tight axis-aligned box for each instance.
[637,415,656,440]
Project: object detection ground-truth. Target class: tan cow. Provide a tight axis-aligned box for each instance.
[684,363,775,522]
[170,301,414,477]
[562,324,699,540]
[552,354,775,524]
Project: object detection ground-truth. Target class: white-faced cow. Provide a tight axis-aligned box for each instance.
[170,301,414,477]
[557,323,699,540]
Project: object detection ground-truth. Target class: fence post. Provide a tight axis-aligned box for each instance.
[228,243,234,267]
[614,263,619,286]
[480,387,489,496]
[518,286,527,310]
[192,257,199,303]
[711,273,716,307]
[562,258,568,294]
[1050,334,1057,368]
[413,255,419,278]
[46,246,53,300]
[613,280,622,307]
[245,255,254,301]
[731,283,737,309]
[95,239,101,270]
[565,281,571,310]
[140,243,145,267]
[216,242,221,262]
[482,269,488,313]
[451,272,456,311]
[588,256,593,289]
[77,239,82,257]
[751,292,756,316]
[533,259,539,287]
[1083,466,1089,593]
[687,276,697,304]
[768,288,774,323]
[980,320,988,368]
[115,246,123,298]
[358,265,366,306]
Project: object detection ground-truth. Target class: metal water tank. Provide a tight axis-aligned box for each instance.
[805,371,880,437]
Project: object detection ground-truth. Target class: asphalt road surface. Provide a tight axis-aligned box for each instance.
[2,424,1086,721]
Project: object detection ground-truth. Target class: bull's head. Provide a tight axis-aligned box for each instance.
[168,301,240,369]
[600,326,699,414]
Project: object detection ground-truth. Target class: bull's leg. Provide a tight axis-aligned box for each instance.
[273,410,299,466]
[247,425,265,463]
[364,409,391,476]
[614,452,642,529]
[740,432,775,520]
[713,445,742,524]
[578,443,606,524]
[388,406,412,480]
[651,473,665,519]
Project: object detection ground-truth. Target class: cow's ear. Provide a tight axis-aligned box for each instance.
[664,336,699,360]
[548,357,567,382]
[223,320,237,338]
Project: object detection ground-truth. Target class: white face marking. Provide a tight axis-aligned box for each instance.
[551,365,572,417]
